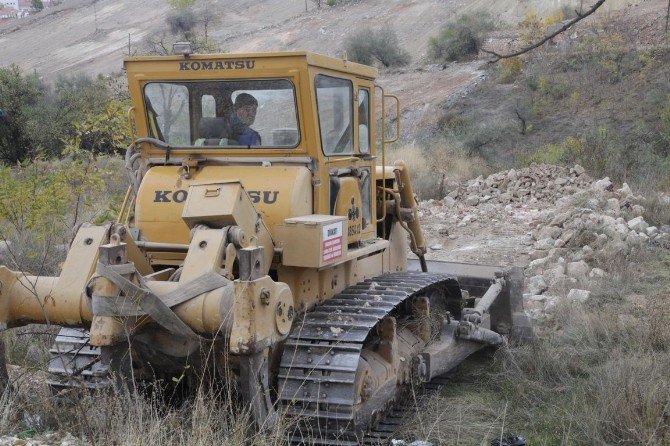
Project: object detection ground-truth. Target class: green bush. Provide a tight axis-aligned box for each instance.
[0,65,124,164]
[344,27,410,67]
[428,12,494,62]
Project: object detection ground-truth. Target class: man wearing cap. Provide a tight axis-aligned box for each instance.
[230,93,261,146]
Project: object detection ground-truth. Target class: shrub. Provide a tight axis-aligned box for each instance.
[389,138,490,199]
[344,27,410,67]
[428,12,494,62]
[166,8,197,36]
[497,57,523,83]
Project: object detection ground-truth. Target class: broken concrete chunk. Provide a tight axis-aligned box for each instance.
[567,289,591,303]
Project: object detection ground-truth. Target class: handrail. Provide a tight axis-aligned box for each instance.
[375,84,387,225]
[126,107,137,143]
[384,94,401,144]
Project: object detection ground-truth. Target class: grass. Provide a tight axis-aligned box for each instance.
[398,247,670,445]
[389,138,491,200]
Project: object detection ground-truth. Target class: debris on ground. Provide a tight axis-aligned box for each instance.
[417,163,670,321]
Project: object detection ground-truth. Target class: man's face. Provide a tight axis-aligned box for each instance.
[236,104,257,126]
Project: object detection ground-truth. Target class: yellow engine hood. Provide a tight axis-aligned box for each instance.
[135,165,313,244]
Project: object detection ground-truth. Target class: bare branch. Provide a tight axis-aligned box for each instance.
[481,0,607,63]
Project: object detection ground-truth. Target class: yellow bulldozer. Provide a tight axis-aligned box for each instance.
[0,47,531,443]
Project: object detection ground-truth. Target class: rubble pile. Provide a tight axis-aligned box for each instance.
[522,175,670,319]
[418,162,670,321]
[446,163,593,206]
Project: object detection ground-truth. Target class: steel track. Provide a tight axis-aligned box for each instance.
[278,272,461,445]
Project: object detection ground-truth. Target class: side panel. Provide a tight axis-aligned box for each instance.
[135,165,312,244]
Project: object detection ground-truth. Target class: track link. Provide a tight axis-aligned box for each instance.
[278,272,459,444]
[47,327,110,393]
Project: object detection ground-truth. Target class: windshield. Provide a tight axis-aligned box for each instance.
[143,79,299,148]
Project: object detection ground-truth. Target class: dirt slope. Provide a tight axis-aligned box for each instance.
[0,0,639,78]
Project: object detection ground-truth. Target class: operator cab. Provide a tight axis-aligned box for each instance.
[125,51,386,268]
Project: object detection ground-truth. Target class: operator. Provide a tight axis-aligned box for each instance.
[230,93,261,146]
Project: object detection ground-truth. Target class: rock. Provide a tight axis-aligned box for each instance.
[430,244,443,250]
[528,257,551,270]
[465,196,480,206]
[574,164,585,176]
[437,226,449,235]
[442,196,456,207]
[567,260,590,281]
[544,296,559,314]
[661,225,670,234]
[626,231,643,247]
[567,288,591,303]
[618,182,633,196]
[534,238,555,250]
[589,268,606,279]
[528,275,548,295]
[631,204,645,216]
[592,177,612,192]
[646,226,659,237]
[529,249,547,261]
[538,226,563,240]
[606,198,620,212]
[603,240,630,258]
[554,238,566,248]
[627,216,649,232]
[549,212,571,227]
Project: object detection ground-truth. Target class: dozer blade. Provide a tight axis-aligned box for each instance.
[408,259,533,343]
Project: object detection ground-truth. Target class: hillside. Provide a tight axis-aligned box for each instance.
[0,0,649,144]
[0,0,640,78]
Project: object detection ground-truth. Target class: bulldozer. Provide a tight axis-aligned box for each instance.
[0,47,531,443]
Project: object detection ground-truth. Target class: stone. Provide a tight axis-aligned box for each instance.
[465,196,480,206]
[438,226,449,235]
[574,164,586,176]
[631,204,645,216]
[538,226,563,240]
[604,240,630,258]
[430,244,443,250]
[554,238,566,248]
[662,225,670,234]
[626,231,643,247]
[529,250,547,261]
[549,212,571,227]
[618,182,633,196]
[567,260,590,281]
[589,268,606,279]
[606,198,620,212]
[528,275,548,295]
[646,226,659,237]
[534,238,555,250]
[528,257,551,270]
[442,196,456,207]
[627,216,649,232]
[567,288,591,303]
[592,177,613,192]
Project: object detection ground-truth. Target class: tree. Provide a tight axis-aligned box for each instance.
[0,65,44,163]
[481,0,607,62]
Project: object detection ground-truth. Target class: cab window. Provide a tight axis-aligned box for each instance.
[358,89,370,153]
[143,79,300,148]
[315,75,354,155]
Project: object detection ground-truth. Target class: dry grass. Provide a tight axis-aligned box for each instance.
[0,370,293,445]
[389,138,491,200]
[397,247,670,445]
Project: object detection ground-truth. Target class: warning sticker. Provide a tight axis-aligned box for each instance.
[322,221,343,263]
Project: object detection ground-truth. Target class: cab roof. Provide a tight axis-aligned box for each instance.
[123,51,378,80]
